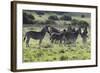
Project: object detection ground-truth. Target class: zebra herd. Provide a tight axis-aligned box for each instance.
[24,25,88,47]
[49,26,88,44]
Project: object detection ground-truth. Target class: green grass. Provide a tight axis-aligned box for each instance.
[23,27,91,62]
[23,11,91,62]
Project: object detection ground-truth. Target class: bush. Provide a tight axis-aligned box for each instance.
[28,14,35,19]
[79,20,89,28]
[35,11,45,15]
[23,12,35,24]
[23,16,33,24]
[48,15,59,20]
[60,56,67,60]
[81,14,85,18]
[60,15,72,21]
[45,20,56,24]
[23,13,35,20]
[71,19,79,26]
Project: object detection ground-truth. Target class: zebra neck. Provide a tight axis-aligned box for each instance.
[41,31,46,35]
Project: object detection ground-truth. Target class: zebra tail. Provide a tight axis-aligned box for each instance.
[23,34,26,42]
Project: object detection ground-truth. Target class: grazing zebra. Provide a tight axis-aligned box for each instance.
[50,29,66,44]
[65,27,80,44]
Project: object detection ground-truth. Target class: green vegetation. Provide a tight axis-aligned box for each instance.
[23,37,91,62]
[23,10,91,62]
[23,27,91,62]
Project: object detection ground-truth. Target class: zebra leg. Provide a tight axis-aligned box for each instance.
[55,39,57,44]
[51,39,54,43]
[83,37,87,44]
[39,39,42,46]
[60,39,62,44]
[64,39,66,46]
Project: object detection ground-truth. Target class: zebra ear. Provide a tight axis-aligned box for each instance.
[48,27,51,31]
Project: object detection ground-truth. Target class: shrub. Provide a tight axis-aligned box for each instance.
[81,14,85,18]
[48,15,59,20]
[71,19,79,26]
[45,20,56,24]
[28,14,35,19]
[79,20,89,28]
[60,56,67,60]
[59,50,65,53]
[23,12,35,24]
[35,11,45,15]
[60,15,72,21]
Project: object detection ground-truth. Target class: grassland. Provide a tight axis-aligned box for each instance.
[23,10,91,62]
[23,27,91,62]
